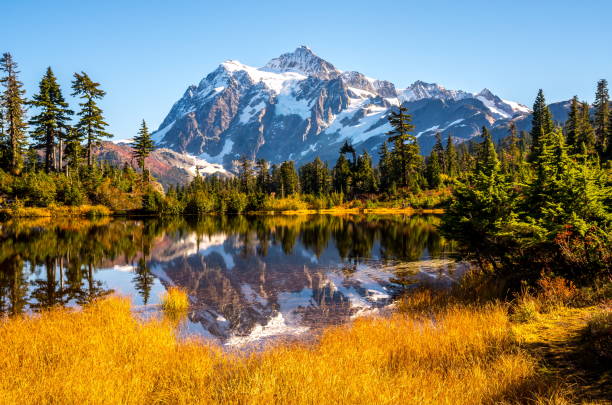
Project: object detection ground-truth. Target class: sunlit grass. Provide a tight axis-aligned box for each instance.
[0,296,570,404]
[160,286,189,314]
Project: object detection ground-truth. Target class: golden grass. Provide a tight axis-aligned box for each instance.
[160,286,189,314]
[0,296,568,405]
[0,204,111,218]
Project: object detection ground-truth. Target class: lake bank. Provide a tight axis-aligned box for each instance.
[0,204,445,219]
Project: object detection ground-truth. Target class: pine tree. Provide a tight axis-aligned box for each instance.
[279,161,299,197]
[530,89,554,155]
[65,126,84,175]
[576,101,596,154]
[237,155,255,193]
[444,134,459,178]
[300,157,330,196]
[378,142,394,190]
[441,124,513,270]
[425,150,442,188]
[0,53,28,173]
[255,158,271,193]
[593,79,609,155]
[432,132,445,173]
[333,153,352,195]
[131,120,155,182]
[386,105,421,189]
[353,151,377,194]
[29,67,72,172]
[71,72,111,167]
[565,96,580,152]
[476,127,499,177]
[505,121,521,179]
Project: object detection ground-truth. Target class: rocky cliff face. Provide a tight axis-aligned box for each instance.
[151,46,550,170]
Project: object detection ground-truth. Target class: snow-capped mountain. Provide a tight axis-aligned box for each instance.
[152,46,533,169]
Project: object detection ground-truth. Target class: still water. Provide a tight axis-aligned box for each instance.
[0,215,465,346]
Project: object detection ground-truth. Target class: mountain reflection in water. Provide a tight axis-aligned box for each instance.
[0,215,465,346]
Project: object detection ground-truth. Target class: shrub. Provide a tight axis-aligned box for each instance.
[536,275,577,310]
[184,191,215,215]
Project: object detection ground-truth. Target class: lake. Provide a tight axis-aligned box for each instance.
[0,214,465,347]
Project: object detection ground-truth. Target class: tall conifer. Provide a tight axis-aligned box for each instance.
[0,53,28,173]
[71,72,111,166]
[593,79,609,155]
[29,67,72,172]
[530,89,554,155]
[132,120,155,182]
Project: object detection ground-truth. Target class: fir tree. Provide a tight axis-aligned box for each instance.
[29,67,72,172]
[378,142,394,190]
[353,151,377,194]
[530,89,554,155]
[131,120,155,182]
[576,101,596,154]
[444,134,459,178]
[300,157,331,196]
[237,156,255,193]
[333,153,352,195]
[386,105,421,189]
[71,72,111,167]
[255,158,271,193]
[565,96,580,151]
[279,161,299,197]
[0,53,28,173]
[432,132,445,173]
[425,150,442,188]
[593,79,609,155]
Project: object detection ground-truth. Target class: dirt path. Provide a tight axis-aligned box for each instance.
[514,306,611,404]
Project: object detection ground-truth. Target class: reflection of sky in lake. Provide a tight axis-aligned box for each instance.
[0,215,465,347]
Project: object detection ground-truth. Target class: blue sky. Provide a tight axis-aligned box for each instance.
[3,0,611,138]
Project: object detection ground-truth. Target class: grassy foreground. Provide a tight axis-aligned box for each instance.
[0,296,589,405]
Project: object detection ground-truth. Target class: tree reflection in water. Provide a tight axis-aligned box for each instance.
[0,215,460,345]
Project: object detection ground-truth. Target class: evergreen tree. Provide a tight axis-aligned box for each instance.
[131,120,155,182]
[71,72,111,167]
[425,150,442,188]
[593,79,609,155]
[333,153,352,195]
[255,158,271,193]
[386,105,421,189]
[441,125,514,270]
[576,101,596,154]
[299,157,330,195]
[353,151,377,194]
[432,132,445,173]
[444,134,459,178]
[0,53,28,173]
[565,96,580,151]
[279,161,299,197]
[29,67,72,172]
[530,89,554,155]
[378,142,394,190]
[476,127,499,177]
[504,121,522,179]
[65,126,84,175]
[237,156,255,193]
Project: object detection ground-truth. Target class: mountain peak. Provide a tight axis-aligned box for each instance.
[401,81,472,102]
[263,46,339,79]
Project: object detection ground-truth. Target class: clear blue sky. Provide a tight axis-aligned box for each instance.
[3,0,611,138]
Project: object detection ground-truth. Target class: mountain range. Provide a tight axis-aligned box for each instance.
[108,46,574,184]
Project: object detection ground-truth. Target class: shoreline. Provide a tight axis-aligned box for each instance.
[0,205,445,219]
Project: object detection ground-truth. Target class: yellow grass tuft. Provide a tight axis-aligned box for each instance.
[0,296,569,404]
[160,286,189,314]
